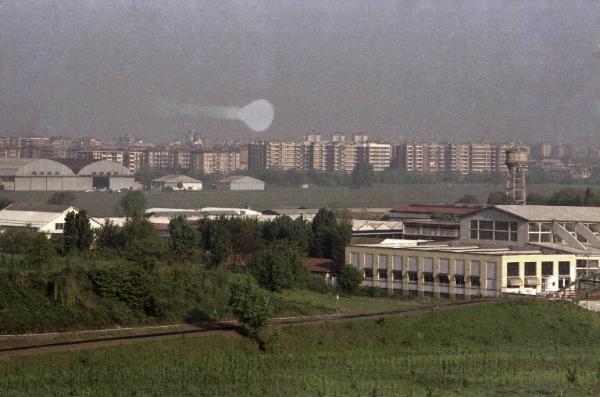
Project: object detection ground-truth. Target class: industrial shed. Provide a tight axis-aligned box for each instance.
[0,158,134,191]
[0,158,81,191]
[66,159,134,191]
[0,203,101,234]
[151,175,203,191]
[216,175,265,191]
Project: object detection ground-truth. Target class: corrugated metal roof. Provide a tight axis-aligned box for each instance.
[152,174,202,183]
[0,205,74,228]
[494,205,600,222]
[217,175,264,183]
[0,158,36,176]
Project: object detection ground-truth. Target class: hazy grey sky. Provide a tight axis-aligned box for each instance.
[1,0,600,143]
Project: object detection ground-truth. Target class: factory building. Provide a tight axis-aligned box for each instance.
[0,204,101,234]
[347,204,600,298]
[0,158,134,191]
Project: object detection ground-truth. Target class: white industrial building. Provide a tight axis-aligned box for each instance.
[347,205,600,298]
[0,204,101,234]
[0,158,134,191]
[216,176,265,191]
[151,175,203,191]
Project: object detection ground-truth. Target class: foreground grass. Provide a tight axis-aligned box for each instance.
[1,300,599,396]
[274,289,429,315]
[0,184,566,216]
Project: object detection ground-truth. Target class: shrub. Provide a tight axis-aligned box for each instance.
[337,264,364,295]
[248,242,309,292]
[229,274,271,338]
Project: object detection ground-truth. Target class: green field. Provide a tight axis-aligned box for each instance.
[1,300,599,396]
[0,183,570,217]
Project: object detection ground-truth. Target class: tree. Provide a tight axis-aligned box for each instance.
[47,192,76,205]
[309,208,352,266]
[337,264,364,294]
[168,214,201,259]
[176,182,184,191]
[456,194,479,204]
[25,232,55,267]
[120,190,146,216]
[248,242,309,292]
[229,274,271,338]
[526,192,546,205]
[487,191,516,205]
[350,161,375,189]
[95,219,124,254]
[122,213,166,266]
[63,210,94,253]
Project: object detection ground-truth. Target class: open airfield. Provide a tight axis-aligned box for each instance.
[1,300,599,396]
[0,183,569,217]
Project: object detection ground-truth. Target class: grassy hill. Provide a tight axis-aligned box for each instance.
[1,300,599,396]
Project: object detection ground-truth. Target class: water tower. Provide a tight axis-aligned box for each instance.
[505,147,528,205]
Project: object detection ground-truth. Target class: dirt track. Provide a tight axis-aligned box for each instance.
[0,298,508,358]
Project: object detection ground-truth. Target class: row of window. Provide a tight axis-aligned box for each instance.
[470,219,518,242]
[506,261,570,277]
[31,171,60,176]
[352,253,480,276]
[363,269,479,286]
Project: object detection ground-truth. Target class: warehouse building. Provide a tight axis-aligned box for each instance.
[347,205,600,298]
[151,175,203,191]
[0,204,101,234]
[0,158,134,191]
[216,175,265,191]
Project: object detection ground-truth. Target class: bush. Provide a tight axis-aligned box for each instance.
[337,264,364,295]
[229,274,271,338]
[248,242,309,292]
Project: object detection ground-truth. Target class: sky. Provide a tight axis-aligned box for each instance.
[1,0,600,144]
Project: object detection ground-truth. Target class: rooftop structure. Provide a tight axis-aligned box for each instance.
[151,175,203,191]
[0,204,100,234]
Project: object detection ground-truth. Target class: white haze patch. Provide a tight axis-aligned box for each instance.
[155,98,274,132]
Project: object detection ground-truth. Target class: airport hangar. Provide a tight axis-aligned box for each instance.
[0,158,135,191]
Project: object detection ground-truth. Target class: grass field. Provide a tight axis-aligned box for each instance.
[0,183,570,217]
[1,300,599,396]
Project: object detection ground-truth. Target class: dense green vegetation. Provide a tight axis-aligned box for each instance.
[0,206,353,334]
[1,300,599,396]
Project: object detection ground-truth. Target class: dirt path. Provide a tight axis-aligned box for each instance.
[0,298,507,358]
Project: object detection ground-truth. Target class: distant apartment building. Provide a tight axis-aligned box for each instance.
[356,142,391,171]
[469,143,494,173]
[395,143,446,173]
[193,150,241,174]
[445,144,471,174]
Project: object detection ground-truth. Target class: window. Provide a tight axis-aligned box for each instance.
[46,171,52,175]
[470,219,518,241]
[351,253,359,267]
[407,271,418,282]
[364,268,373,278]
[559,261,570,276]
[542,261,553,276]
[423,272,434,283]
[438,274,449,284]
[31,171,37,175]
[364,254,374,268]
[378,255,388,269]
[455,275,465,285]
[392,255,402,270]
[528,222,553,243]
[507,262,519,277]
[54,171,59,175]
[378,269,388,279]
[392,270,402,280]
[525,262,536,276]
[455,260,465,275]
[55,223,64,230]
[470,276,481,286]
